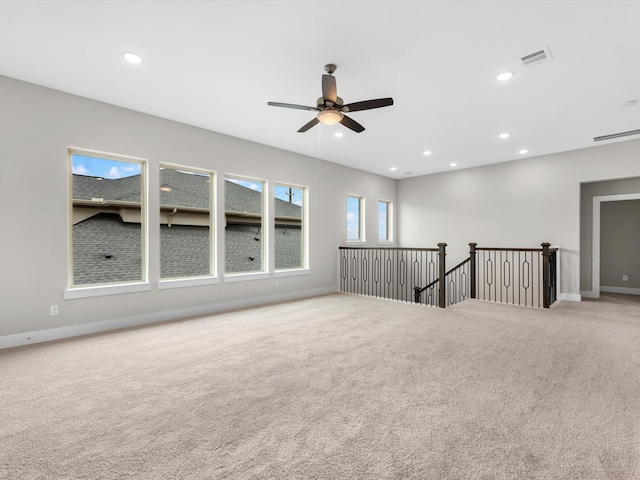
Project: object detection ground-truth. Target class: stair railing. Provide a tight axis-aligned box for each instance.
[470,243,558,308]
[338,246,442,306]
[339,242,558,309]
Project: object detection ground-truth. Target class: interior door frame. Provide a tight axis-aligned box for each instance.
[592,192,640,298]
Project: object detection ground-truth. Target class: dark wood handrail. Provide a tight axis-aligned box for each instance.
[476,247,558,252]
[415,257,470,294]
[339,246,439,252]
[445,257,471,277]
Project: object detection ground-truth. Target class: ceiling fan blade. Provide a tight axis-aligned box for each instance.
[297,117,320,133]
[268,102,319,111]
[322,74,337,104]
[339,115,365,133]
[342,97,394,112]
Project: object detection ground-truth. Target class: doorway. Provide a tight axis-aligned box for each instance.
[591,193,640,298]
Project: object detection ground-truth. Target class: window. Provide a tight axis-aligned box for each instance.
[70,150,145,287]
[378,200,391,242]
[225,175,266,274]
[346,195,364,242]
[274,183,306,270]
[159,165,213,279]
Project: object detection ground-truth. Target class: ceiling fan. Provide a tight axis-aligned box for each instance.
[267,64,394,133]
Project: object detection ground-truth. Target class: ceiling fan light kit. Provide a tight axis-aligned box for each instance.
[267,64,394,133]
[317,109,343,125]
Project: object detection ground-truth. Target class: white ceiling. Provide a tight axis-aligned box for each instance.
[1,0,639,179]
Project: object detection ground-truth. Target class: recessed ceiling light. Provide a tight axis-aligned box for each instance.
[390,167,397,171]
[160,186,172,192]
[519,149,529,154]
[499,133,510,139]
[123,52,142,64]
[334,132,344,138]
[497,72,513,81]
[423,150,432,156]
[450,163,458,167]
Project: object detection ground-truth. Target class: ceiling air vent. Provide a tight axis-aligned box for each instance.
[521,47,552,66]
[593,129,640,142]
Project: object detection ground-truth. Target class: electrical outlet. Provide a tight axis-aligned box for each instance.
[50,305,59,316]
[623,275,629,282]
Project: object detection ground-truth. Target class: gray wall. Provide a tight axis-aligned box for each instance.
[398,140,640,298]
[580,177,640,291]
[0,76,396,340]
[600,200,640,289]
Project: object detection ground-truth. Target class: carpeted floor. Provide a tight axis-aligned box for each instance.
[1,293,639,479]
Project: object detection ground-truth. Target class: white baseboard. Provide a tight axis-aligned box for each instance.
[580,290,599,299]
[600,285,640,296]
[0,286,337,351]
[558,292,582,302]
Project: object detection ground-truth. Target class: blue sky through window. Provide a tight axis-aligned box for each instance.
[72,154,141,179]
[378,201,388,240]
[275,185,303,206]
[346,196,361,241]
[226,177,263,193]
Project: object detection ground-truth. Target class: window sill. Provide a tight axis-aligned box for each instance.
[274,268,310,278]
[157,276,220,290]
[223,271,271,283]
[64,282,151,300]
[377,240,395,246]
[345,240,367,246]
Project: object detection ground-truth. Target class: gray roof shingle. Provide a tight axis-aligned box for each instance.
[73,171,302,218]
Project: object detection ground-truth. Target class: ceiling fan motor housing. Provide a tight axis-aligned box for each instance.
[317,97,344,108]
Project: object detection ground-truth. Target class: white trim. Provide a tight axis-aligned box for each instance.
[600,285,640,296]
[159,163,216,277]
[157,276,220,290]
[68,146,148,164]
[68,147,149,290]
[274,268,310,278]
[1,286,337,350]
[581,290,599,299]
[225,173,268,272]
[273,181,309,270]
[223,271,271,283]
[592,193,640,299]
[377,199,393,242]
[558,293,582,302]
[64,282,151,299]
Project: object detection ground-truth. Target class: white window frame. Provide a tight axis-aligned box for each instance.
[223,174,268,279]
[157,163,219,290]
[65,147,149,299]
[346,194,365,244]
[273,182,309,273]
[377,199,393,244]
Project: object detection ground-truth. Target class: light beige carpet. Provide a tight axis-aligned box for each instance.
[1,293,640,479]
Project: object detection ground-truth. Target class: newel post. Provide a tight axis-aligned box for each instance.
[414,286,422,304]
[541,242,551,308]
[438,243,447,308]
[469,243,477,299]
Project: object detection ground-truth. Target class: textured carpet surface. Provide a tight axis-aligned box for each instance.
[1,293,640,479]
